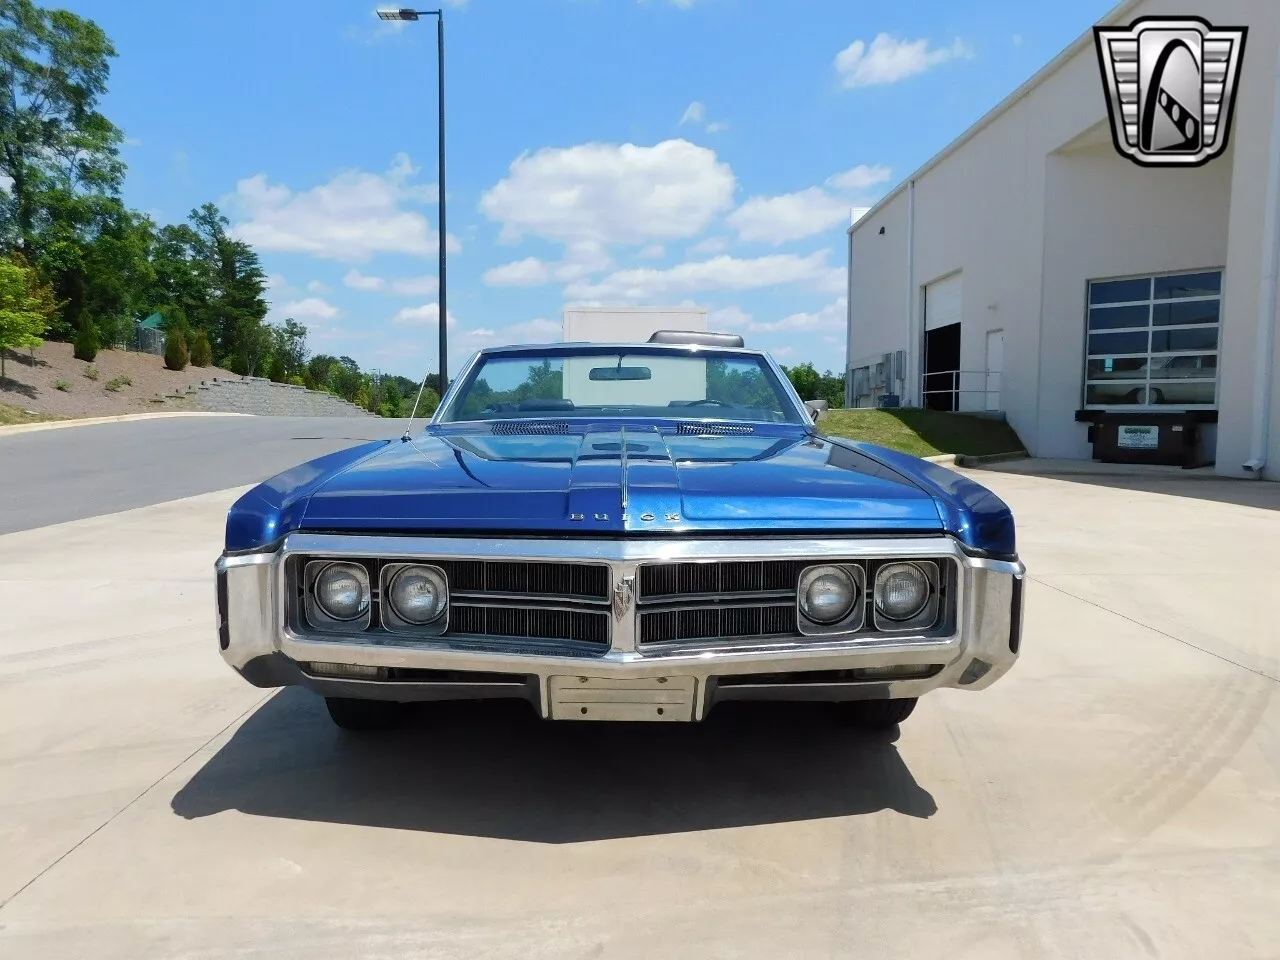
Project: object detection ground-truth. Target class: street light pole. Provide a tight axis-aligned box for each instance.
[377,8,448,391]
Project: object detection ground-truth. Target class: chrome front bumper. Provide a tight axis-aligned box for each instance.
[216,534,1024,721]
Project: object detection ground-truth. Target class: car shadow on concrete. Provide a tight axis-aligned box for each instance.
[171,688,936,842]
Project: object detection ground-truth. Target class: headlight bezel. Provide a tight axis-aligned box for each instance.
[796,563,865,636]
[873,560,941,631]
[303,559,372,633]
[381,562,450,635]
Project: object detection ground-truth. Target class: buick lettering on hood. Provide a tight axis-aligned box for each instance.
[215,333,1024,731]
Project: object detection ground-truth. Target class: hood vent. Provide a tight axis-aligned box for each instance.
[490,421,573,435]
[675,423,755,436]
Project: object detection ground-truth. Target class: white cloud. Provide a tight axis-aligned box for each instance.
[639,244,666,259]
[689,236,728,255]
[721,298,848,334]
[835,34,974,89]
[265,273,290,291]
[553,241,613,281]
[343,268,386,291]
[479,139,735,246]
[393,303,459,329]
[272,297,341,326]
[564,251,845,301]
[728,187,850,244]
[230,153,460,262]
[458,317,561,346]
[826,163,893,191]
[307,280,331,294]
[391,275,439,296]
[679,101,706,126]
[850,206,871,225]
[482,257,553,287]
[726,163,892,244]
[678,101,727,134]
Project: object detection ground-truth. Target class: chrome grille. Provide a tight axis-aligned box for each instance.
[640,560,806,599]
[437,560,609,601]
[450,605,608,645]
[640,604,795,644]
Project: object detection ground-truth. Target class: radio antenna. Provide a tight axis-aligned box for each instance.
[401,369,435,442]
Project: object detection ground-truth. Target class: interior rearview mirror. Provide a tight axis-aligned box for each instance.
[590,366,652,381]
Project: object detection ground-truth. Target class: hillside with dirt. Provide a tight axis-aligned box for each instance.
[0,343,239,419]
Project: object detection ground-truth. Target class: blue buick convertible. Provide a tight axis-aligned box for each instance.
[216,332,1024,731]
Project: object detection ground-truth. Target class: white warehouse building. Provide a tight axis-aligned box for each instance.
[845,0,1280,479]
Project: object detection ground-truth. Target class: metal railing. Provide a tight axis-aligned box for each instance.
[921,369,1003,412]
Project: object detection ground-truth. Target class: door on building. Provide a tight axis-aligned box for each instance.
[984,328,1004,411]
[923,273,963,411]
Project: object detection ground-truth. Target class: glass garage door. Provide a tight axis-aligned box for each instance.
[1083,270,1221,409]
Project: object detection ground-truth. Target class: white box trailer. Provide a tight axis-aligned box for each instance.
[562,306,708,344]
[561,306,711,407]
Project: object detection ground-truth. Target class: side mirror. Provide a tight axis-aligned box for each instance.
[804,399,829,423]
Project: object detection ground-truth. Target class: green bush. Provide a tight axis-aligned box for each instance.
[105,375,131,392]
[164,331,189,371]
[53,378,71,392]
[288,375,306,387]
[83,364,99,381]
[189,329,212,367]
[267,354,287,383]
[73,322,99,362]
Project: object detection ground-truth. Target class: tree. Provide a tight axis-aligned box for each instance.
[164,329,187,371]
[0,253,53,378]
[0,1,124,252]
[270,318,307,380]
[783,362,822,401]
[188,327,211,367]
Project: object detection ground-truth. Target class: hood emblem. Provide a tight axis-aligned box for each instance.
[570,512,681,522]
[612,575,635,620]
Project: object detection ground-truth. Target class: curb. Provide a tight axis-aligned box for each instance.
[0,411,249,436]
[924,454,958,465]
[955,450,1029,467]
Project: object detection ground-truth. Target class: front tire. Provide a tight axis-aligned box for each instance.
[835,697,918,729]
[325,697,404,731]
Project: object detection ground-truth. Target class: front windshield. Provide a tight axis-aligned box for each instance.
[441,350,803,424]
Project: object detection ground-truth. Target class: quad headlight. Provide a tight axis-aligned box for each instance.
[313,562,371,622]
[874,562,933,623]
[797,564,864,633]
[387,565,449,625]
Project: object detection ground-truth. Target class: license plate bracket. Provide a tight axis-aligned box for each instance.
[548,675,696,722]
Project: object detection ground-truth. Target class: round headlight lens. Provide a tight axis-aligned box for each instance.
[388,565,448,625]
[314,562,370,621]
[799,565,858,625]
[875,562,931,621]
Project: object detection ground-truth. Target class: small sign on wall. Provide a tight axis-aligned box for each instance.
[1118,424,1159,449]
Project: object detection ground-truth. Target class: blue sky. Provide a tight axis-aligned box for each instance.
[66,0,1114,379]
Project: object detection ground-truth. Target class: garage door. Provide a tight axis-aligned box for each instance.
[925,273,963,331]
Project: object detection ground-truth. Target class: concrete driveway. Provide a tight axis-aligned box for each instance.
[0,452,1276,958]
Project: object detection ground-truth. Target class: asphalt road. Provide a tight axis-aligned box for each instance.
[0,418,1277,957]
[0,416,407,535]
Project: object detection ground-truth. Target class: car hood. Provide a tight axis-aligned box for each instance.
[296,424,944,535]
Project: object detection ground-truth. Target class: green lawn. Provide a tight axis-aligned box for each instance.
[818,408,1025,459]
[0,403,61,427]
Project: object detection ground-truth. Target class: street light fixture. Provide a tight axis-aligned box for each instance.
[376,7,448,391]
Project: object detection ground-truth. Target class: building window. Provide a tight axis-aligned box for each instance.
[1083,269,1221,409]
